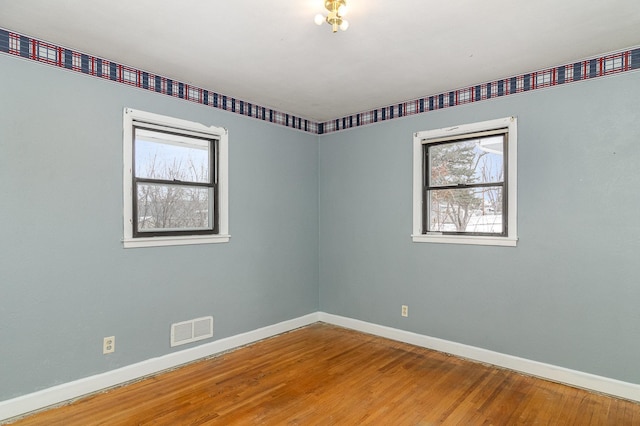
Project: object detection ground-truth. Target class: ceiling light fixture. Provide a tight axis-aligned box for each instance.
[314,0,349,33]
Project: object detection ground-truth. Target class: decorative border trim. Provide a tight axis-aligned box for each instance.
[0,28,318,134]
[0,313,320,422]
[319,48,640,134]
[318,313,640,403]
[0,28,639,134]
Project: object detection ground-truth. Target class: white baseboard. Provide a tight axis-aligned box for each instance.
[318,312,640,403]
[0,313,319,422]
[3,311,639,422]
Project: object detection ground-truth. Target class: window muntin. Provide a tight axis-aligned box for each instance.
[425,133,506,236]
[123,108,229,248]
[412,117,517,246]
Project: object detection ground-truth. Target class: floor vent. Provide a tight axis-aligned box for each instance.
[170,316,214,347]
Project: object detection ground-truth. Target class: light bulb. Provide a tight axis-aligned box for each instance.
[314,14,325,26]
[340,20,349,31]
[338,4,348,17]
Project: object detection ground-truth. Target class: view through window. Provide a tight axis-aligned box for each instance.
[425,133,506,235]
[123,108,229,248]
[412,117,517,246]
[133,128,217,236]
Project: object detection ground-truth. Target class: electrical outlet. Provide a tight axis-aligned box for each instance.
[401,305,408,317]
[103,336,115,354]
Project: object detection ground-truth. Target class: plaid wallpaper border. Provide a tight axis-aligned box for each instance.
[319,47,640,134]
[1,27,639,135]
[0,28,317,134]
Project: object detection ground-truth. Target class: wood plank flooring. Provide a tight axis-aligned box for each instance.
[6,323,640,425]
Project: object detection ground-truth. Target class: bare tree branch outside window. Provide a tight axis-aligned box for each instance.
[134,130,213,233]
[427,135,504,234]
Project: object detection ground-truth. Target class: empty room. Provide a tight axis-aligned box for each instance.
[1,0,639,424]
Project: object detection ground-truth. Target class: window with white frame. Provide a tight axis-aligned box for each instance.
[123,108,229,248]
[412,117,517,246]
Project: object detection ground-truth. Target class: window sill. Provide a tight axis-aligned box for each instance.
[411,234,517,247]
[123,234,231,248]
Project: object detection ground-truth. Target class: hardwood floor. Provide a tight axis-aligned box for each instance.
[7,323,640,425]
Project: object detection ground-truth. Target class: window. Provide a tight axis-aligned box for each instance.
[123,108,229,248]
[412,117,517,246]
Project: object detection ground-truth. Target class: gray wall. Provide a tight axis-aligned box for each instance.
[2,50,639,403]
[319,71,640,384]
[0,55,319,400]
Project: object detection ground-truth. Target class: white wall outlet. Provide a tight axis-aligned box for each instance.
[401,305,408,317]
[103,336,115,354]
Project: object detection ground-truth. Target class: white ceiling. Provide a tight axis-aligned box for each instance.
[1,0,639,122]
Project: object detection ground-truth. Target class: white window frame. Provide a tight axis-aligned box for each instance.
[123,108,229,248]
[412,116,517,247]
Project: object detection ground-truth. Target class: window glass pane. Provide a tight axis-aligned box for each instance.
[137,183,212,231]
[429,135,504,187]
[135,128,210,183]
[429,186,503,234]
